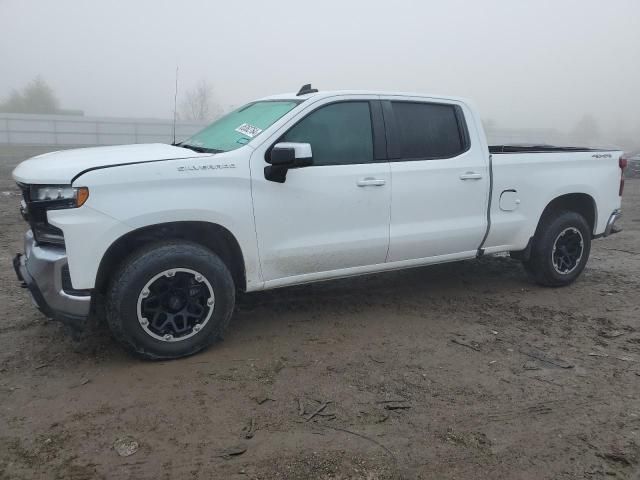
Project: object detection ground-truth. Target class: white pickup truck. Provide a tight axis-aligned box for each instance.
[13,86,626,359]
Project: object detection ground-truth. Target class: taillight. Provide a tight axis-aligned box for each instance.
[620,156,628,170]
[619,155,627,196]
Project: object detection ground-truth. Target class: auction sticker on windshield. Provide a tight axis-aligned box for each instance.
[235,123,262,138]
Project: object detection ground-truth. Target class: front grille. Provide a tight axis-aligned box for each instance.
[17,183,30,221]
[16,182,65,246]
[61,264,90,296]
[17,182,30,201]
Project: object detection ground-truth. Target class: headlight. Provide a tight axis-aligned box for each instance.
[30,185,89,208]
[32,185,75,201]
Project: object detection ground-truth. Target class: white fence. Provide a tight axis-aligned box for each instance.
[0,113,208,147]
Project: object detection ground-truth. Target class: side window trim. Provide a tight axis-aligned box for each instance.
[369,100,388,161]
[454,106,471,152]
[266,99,387,166]
[381,99,471,162]
[381,100,399,159]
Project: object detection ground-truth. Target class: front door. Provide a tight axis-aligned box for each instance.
[250,98,391,285]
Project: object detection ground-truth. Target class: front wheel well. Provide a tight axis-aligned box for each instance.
[94,221,246,294]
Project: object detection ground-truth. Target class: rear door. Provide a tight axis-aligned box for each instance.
[250,97,391,284]
[382,97,489,261]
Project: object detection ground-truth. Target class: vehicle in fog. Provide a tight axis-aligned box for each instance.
[12,86,626,359]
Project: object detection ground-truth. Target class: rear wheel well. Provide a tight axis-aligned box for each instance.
[511,193,596,261]
[538,193,597,236]
[95,222,246,294]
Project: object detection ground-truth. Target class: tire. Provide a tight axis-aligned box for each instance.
[522,210,591,287]
[105,241,235,360]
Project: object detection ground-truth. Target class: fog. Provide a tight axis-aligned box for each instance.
[1,0,639,147]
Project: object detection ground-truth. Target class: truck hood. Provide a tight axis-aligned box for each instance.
[12,143,212,184]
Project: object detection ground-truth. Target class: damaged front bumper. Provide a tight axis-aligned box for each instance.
[13,230,91,329]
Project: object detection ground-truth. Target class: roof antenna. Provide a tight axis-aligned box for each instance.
[296,83,318,96]
[172,66,179,145]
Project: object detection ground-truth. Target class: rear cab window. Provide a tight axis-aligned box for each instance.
[384,100,470,160]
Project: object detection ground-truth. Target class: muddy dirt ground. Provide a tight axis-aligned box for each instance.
[0,160,638,480]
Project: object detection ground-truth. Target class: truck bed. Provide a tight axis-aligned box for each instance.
[489,144,614,154]
[483,145,623,253]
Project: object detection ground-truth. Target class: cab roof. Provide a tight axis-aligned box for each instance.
[257,90,469,104]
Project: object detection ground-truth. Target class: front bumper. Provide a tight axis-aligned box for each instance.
[13,230,91,328]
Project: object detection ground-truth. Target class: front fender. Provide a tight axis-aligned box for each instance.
[57,152,262,290]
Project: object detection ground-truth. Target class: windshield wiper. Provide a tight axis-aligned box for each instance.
[175,143,222,154]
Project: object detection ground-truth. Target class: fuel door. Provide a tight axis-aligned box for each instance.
[499,189,520,211]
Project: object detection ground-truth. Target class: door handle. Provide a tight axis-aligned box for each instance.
[459,172,482,180]
[357,177,386,187]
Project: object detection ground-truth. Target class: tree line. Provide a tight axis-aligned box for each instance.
[0,76,220,121]
[0,76,61,114]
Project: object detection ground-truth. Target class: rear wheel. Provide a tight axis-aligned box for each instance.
[523,210,591,287]
[106,242,235,359]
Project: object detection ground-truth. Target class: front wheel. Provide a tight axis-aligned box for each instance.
[105,242,235,359]
[522,210,591,287]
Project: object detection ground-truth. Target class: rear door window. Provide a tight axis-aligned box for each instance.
[389,102,468,160]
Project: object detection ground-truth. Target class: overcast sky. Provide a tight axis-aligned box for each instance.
[1,0,639,138]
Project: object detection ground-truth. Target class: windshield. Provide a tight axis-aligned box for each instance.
[180,100,301,153]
